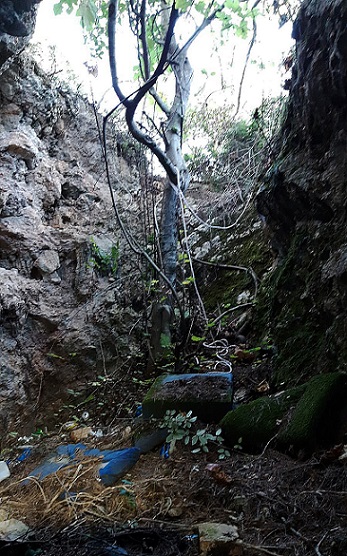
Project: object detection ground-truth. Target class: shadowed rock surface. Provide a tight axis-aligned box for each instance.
[256,0,347,385]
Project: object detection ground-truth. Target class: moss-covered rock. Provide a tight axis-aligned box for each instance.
[195,207,272,314]
[220,385,305,452]
[278,372,347,452]
[220,373,347,454]
[254,0,347,386]
[254,229,332,386]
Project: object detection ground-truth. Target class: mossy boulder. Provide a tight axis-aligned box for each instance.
[220,372,347,454]
[277,372,347,452]
[220,385,305,452]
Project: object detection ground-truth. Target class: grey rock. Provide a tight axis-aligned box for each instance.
[33,250,60,275]
[0,51,145,430]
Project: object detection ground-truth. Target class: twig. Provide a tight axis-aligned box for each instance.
[259,432,280,457]
[193,257,259,299]
[290,527,311,544]
[176,180,258,231]
[315,531,328,556]
[241,541,285,556]
[209,302,254,326]
[234,0,261,118]
[177,170,207,323]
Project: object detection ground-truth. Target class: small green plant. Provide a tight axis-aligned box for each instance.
[161,410,231,459]
[161,409,197,453]
[32,428,46,438]
[233,437,243,451]
[119,479,136,509]
[88,238,119,276]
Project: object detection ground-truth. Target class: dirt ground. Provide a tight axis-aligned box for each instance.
[0,355,346,556]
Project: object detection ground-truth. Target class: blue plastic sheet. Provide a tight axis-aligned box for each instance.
[99,448,141,486]
[27,444,141,486]
[16,448,32,462]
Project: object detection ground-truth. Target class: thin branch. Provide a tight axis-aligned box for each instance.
[177,170,208,323]
[108,0,130,107]
[174,180,258,230]
[170,3,223,63]
[102,109,184,320]
[108,0,180,184]
[149,86,171,115]
[125,115,178,184]
[139,0,150,79]
[193,257,258,298]
[315,532,328,556]
[209,302,253,326]
[234,1,261,117]
[130,4,179,107]
[241,542,285,556]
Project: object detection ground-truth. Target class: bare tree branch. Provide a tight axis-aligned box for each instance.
[139,0,150,79]
[108,0,180,184]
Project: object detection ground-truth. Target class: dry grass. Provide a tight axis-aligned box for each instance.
[1,429,346,555]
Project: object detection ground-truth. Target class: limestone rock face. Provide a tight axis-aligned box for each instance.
[0,55,143,430]
[0,0,40,73]
[256,0,347,384]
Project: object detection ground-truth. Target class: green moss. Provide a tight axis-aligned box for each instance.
[278,372,347,451]
[220,385,306,452]
[254,229,334,386]
[200,209,272,312]
[202,269,250,311]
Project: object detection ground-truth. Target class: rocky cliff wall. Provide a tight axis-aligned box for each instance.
[0,0,40,70]
[0,53,144,431]
[256,0,347,385]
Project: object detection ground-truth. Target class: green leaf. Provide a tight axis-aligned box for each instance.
[182,276,195,285]
[195,1,206,14]
[176,0,190,11]
[78,393,94,406]
[47,352,64,360]
[76,0,97,29]
[225,0,240,10]
[235,18,248,38]
[53,2,63,15]
[191,335,205,342]
[160,333,171,348]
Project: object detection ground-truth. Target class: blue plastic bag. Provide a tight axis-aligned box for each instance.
[26,444,141,486]
[99,448,141,486]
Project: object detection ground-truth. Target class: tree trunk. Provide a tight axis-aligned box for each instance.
[147,45,192,372]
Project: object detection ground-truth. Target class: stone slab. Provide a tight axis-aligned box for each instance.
[142,372,233,423]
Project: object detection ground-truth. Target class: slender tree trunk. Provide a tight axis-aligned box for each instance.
[161,179,179,286]
[148,46,192,372]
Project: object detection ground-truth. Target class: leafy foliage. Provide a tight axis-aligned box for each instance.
[54,0,255,61]
[88,237,120,276]
[185,95,287,192]
[161,409,231,459]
